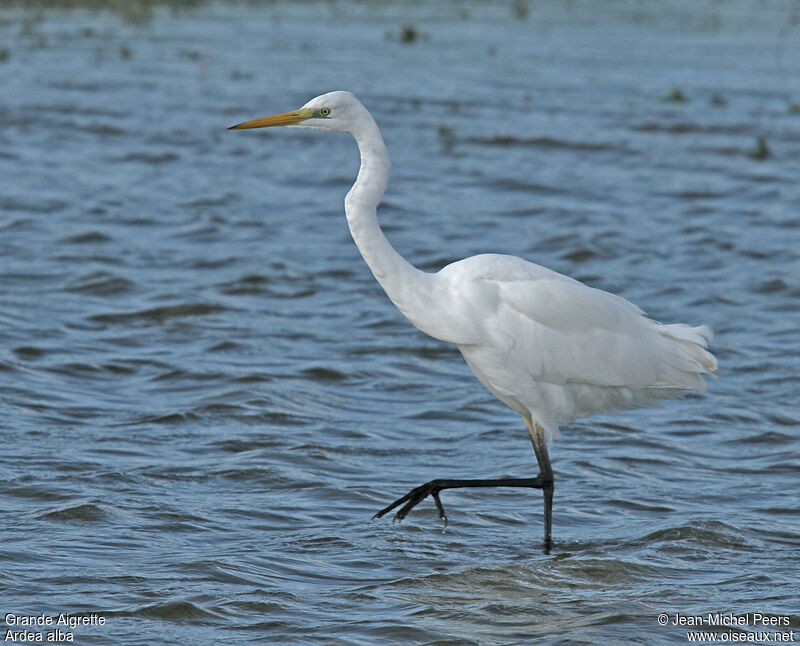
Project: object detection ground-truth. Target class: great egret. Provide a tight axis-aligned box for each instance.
[230,91,717,547]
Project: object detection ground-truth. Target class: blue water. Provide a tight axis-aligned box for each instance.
[1,2,799,644]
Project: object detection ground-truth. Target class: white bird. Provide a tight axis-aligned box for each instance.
[230,91,717,547]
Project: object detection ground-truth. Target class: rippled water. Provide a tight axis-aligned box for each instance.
[2,2,799,644]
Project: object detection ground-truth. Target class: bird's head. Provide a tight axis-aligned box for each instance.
[229,90,367,135]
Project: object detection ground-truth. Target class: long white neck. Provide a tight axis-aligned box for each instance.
[345,115,432,319]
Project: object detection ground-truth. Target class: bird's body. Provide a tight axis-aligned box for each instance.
[393,251,715,439]
[230,91,717,547]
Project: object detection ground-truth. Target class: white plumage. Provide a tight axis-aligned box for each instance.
[230,91,717,546]
[427,253,716,439]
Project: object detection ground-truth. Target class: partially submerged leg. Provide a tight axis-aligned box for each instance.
[526,418,554,548]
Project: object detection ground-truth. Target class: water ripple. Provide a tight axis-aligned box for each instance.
[1,3,798,646]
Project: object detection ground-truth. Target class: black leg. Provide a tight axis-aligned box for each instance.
[526,419,554,549]
[373,418,555,549]
[372,476,549,524]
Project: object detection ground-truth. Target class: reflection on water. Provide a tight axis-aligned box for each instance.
[1,2,799,644]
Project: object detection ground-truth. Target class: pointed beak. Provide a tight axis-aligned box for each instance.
[228,108,314,130]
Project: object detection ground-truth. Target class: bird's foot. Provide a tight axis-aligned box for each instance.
[372,479,449,525]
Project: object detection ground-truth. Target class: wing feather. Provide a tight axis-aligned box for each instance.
[490,275,712,390]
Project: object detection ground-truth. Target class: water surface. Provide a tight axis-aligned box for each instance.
[1,2,799,644]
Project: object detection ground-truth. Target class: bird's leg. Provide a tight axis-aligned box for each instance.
[526,419,554,549]
[373,419,555,548]
[372,476,550,525]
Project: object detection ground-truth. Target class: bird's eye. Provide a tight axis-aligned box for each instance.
[318,107,331,117]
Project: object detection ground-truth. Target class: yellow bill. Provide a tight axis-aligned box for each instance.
[228,108,315,130]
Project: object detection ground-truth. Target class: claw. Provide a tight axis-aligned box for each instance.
[431,491,448,527]
[373,480,444,524]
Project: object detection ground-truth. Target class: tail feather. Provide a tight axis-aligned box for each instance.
[660,323,718,374]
